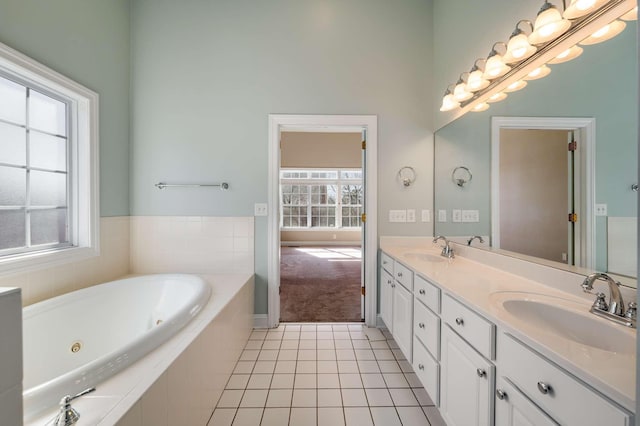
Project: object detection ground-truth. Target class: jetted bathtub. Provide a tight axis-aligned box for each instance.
[22,274,211,420]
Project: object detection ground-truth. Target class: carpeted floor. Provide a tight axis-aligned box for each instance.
[280,246,362,322]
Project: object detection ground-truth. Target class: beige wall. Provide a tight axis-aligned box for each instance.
[281,230,361,245]
[499,129,570,263]
[281,132,362,169]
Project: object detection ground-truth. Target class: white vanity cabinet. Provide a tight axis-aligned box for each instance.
[494,376,557,426]
[380,268,394,331]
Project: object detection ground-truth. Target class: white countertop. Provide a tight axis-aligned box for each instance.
[380,239,636,413]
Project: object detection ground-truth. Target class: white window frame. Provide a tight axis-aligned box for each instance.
[0,41,99,275]
[279,168,363,230]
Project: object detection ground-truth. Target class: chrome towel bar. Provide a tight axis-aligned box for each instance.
[155,182,229,190]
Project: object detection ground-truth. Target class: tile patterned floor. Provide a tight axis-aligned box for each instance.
[207,323,447,426]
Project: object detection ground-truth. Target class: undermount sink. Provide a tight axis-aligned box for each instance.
[491,292,635,355]
[402,252,446,263]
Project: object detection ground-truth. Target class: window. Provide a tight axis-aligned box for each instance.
[280,169,363,229]
[0,42,99,272]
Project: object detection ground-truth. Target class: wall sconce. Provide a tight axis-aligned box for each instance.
[529,1,571,44]
[503,21,538,63]
[564,0,610,19]
[466,59,490,92]
[547,45,583,63]
[452,166,473,187]
[398,166,416,187]
[439,85,459,112]
[483,42,511,79]
[580,19,626,44]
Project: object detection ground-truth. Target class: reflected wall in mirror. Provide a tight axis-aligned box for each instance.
[434,21,637,287]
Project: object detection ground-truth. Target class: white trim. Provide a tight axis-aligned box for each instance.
[491,116,595,269]
[281,241,362,247]
[268,115,378,328]
[253,314,269,329]
[0,41,100,276]
[376,314,386,329]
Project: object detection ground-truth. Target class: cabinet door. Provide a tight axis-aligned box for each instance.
[440,325,494,426]
[392,282,413,362]
[495,376,558,426]
[380,269,394,330]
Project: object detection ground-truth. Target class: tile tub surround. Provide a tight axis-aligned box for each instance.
[208,323,447,426]
[0,217,130,307]
[27,273,254,426]
[380,238,636,413]
[130,216,254,275]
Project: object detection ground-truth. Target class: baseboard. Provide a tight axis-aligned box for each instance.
[376,314,387,329]
[253,314,269,328]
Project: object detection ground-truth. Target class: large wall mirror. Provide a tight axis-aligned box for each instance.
[434,19,637,288]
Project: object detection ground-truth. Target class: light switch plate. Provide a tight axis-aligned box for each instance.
[406,209,416,222]
[462,210,480,223]
[438,209,447,222]
[389,210,407,223]
[254,203,268,216]
[452,209,462,223]
[421,209,431,222]
[595,204,607,216]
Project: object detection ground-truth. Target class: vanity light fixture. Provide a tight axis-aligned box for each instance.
[504,80,528,93]
[580,19,626,44]
[453,73,473,102]
[620,6,637,20]
[483,42,511,79]
[529,1,572,45]
[472,102,490,112]
[466,59,490,92]
[440,85,459,112]
[564,0,609,19]
[524,64,552,80]
[547,45,584,63]
[503,21,538,64]
[487,92,508,103]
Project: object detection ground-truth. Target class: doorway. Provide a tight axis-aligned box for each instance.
[268,115,378,328]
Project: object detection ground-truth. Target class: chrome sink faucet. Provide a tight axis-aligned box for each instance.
[467,235,484,246]
[53,387,96,426]
[433,236,454,258]
[581,272,636,328]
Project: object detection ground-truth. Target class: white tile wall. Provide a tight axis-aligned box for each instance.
[0,217,130,306]
[130,216,254,275]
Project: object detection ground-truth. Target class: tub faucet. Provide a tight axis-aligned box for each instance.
[467,236,484,246]
[581,273,635,328]
[433,236,454,258]
[54,387,96,426]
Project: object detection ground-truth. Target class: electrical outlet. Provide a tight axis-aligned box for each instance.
[421,209,431,222]
[452,209,462,223]
[254,203,268,216]
[389,210,407,223]
[406,209,416,222]
[438,209,447,222]
[595,204,607,216]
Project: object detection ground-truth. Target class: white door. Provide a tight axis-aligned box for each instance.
[360,128,366,320]
[495,376,558,426]
[380,269,394,330]
[391,282,413,362]
[440,325,494,426]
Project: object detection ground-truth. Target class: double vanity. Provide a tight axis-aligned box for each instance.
[379,237,636,426]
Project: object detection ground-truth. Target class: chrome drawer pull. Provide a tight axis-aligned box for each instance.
[419,289,426,295]
[476,369,486,378]
[418,322,425,329]
[537,381,551,395]
[397,272,403,277]
[496,389,507,400]
[455,317,464,326]
[418,364,424,370]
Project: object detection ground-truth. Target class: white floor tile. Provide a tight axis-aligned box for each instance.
[292,389,317,407]
[423,406,447,426]
[253,361,276,374]
[341,388,368,407]
[397,406,430,426]
[260,407,290,426]
[318,350,337,360]
[317,331,334,339]
[337,361,359,373]
[298,349,317,360]
[369,341,389,349]
[301,325,317,332]
[290,407,317,426]
[294,374,317,389]
[317,360,338,374]
[361,373,387,389]
[348,324,363,331]
[383,373,410,388]
[364,388,393,407]
[354,349,376,360]
[234,361,256,374]
[317,340,335,349]
[298,340,317,349]
[333,325,349,331]
[226,374,250,389]
[352,340,371,349]
[247,374,273,389]
[318,407,345,426]
[241,350,260,361]
[208,408,236,426]
[265,389,293,408]
[217,390,244,408]
[270,374,295,389]
[274,360,296,374]
[317,374,340,389]
[318,388,342,407]
[245,340,263,350]
[285,324,301,331]
[336,349,356,360]
[277,349,298,361]
[265,331,284,340]
[317,325,333,331]
[261,340,282,350]
[283,331,301,340]
[334,340,353,349]
[344,407,373,426]
[363,328,385,341]
[300,331,317,340]
[258,350,279,361]
[250,331,267,340]
[373,349,395,360]
[370,407,402,426]
[296,360,317,374]
[233,408,263,426]
[357,361,381,373]
[240,389,268,408]
[280,340,299,350]
[349,331,368,340]
[389,388,419,406]
[378,360,401,373]
[339,373,363,388]
[334,331,351,340]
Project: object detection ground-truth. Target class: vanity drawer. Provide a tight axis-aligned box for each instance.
[381,252,394,274]
[441,294,495,360]
[499,333,632,426]
[394,261,413,291]
[414,274,440,313]
[414,299,440,360]
[413,336,439,406]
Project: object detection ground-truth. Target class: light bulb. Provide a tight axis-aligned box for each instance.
[440,93,459,112]
[548,45,583,64]
[524,65,551,81]
[487,92,508,103]
[504,80,527,93]
[580,20,626,45]
[530,3,571,45]
[504,33,537,64]
[483,54,511,80]
[466,70,490,92]
[472,102,490,112]
[564,0,608,19]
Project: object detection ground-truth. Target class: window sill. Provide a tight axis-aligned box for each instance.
[0,245,100,277]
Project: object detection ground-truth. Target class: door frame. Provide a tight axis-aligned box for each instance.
[268,114,378,328]
[490,116,595,269]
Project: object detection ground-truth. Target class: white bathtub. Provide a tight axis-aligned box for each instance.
[22,274,211,421]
